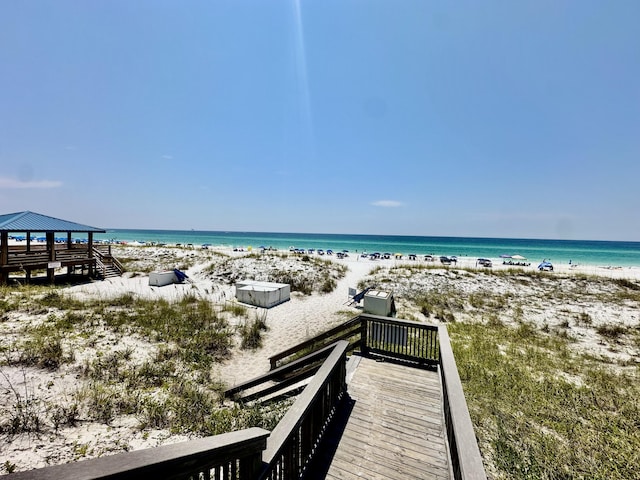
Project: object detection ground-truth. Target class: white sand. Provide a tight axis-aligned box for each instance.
[1,245,639,473]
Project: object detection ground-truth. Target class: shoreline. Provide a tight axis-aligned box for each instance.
[5,237,640,280]
[7,230,640,269]
[109,242,640,280]
[93,229,640,269]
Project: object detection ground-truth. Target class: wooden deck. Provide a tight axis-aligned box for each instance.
[305,356,450,479]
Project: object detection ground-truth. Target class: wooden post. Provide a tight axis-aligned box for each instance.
[360,316,369,356]
[0,231,8,285]
[47,232,55,284]
[88,232,94,277]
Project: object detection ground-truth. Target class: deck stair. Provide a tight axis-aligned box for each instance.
[93,246,124,279]
[100,263,121,279]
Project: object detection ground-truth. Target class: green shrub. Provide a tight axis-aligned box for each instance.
[596,323,627,340]
[19,334,70,370]
[222,302,248,317]
[320,277,337,293]
[238,314,268,350]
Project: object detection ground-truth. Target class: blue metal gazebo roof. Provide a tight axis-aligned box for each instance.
[0,211,105,233]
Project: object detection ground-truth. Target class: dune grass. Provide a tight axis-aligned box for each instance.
[448,320,640,480]
[204,251,346,295]
[357,264,640,478]
[0,286,289,442]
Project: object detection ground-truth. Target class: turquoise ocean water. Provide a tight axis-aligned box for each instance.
[95,230,640,268]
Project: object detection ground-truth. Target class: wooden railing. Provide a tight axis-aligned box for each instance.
[92,245,123,277]
[266,315,485,480]
[258,341,349,480]
[360,314,439,367]
[6,428,270,480]
[269,317,362,370]
[438,326,487,480]
[4,245,95,269]
[269,314,439,370]
[5,250,49,267]
[225,342,344,402]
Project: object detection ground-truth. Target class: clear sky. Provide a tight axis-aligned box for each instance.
[1,1,639,241]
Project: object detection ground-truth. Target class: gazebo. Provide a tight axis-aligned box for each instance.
[0,211,109,285]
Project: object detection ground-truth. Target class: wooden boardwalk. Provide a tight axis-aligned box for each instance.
[305,356,451,479]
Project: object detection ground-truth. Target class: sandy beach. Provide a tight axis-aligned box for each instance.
[1,244,639,474]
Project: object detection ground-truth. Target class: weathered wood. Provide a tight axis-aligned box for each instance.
[7,428,270,480]
[269,317,361,369]
[225,341,342,399]
[438,326,487,480]
[307,358,450,480]
[260,341,349,479]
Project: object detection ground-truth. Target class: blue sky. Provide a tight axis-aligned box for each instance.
[1,1,639,241]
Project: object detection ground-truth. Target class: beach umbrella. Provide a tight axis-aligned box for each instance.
[511,254,527,260]
[499,254,512,258]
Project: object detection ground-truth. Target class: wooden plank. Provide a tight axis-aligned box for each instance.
[310,357,451,480]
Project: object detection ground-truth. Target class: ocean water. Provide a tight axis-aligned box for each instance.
[95,230,640,268]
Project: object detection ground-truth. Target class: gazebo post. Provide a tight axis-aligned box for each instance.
[47,232,56,284]
[88,232,94,277]
[1,232,8,285]
[67,232,73,277]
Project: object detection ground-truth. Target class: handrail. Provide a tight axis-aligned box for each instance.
[6,428,270,480]
[360,313,440,366]
[269,314,440,371]
[112,256,124,273]
[259,340,349,480]
[266,315,485,479]
[224,341,342,401]
[438,326,487,480]
[92,246,124,277]
[269,316,361,369]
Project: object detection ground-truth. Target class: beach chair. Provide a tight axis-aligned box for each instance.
[345,287,372,306]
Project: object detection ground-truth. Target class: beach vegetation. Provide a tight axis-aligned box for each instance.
[0,369,45,435]
[320,277,337,293]
[238,310,268,350]
[2,461,17,474]
[17,334,70,370]
[203,252,346,295]
[612,277,640,290]
[575,311,592,326]
[595,323,627,340]
[49,402,80,431]
[222,301,248,317]
[448,321,640,480]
